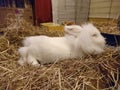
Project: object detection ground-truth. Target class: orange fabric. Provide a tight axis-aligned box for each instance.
[35,0,52,25]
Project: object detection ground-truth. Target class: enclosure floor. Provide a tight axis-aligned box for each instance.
[0,19,120,90]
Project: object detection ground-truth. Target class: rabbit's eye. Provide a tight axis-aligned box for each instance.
[92,34,98,37]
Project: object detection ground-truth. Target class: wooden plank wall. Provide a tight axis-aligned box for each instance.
[89,0,120,19]
[52,0,75,24]
[75,0,90,24]
[52,0,90,24]
[52,0,120,23]
[58,0,75,23]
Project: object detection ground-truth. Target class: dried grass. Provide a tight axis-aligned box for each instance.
[92,20,120,35]
[0,15,120,90]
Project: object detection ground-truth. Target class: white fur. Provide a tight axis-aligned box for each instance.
[18,23,106,66]
[64,25,82,37]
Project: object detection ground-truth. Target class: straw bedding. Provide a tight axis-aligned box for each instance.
[0,16,120,90]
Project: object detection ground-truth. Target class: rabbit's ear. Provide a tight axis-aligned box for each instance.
[64,25,82,37]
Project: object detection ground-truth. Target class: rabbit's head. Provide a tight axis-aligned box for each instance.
[75,23,106,55]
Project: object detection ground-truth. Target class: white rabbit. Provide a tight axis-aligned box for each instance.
[18,23,106,66]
